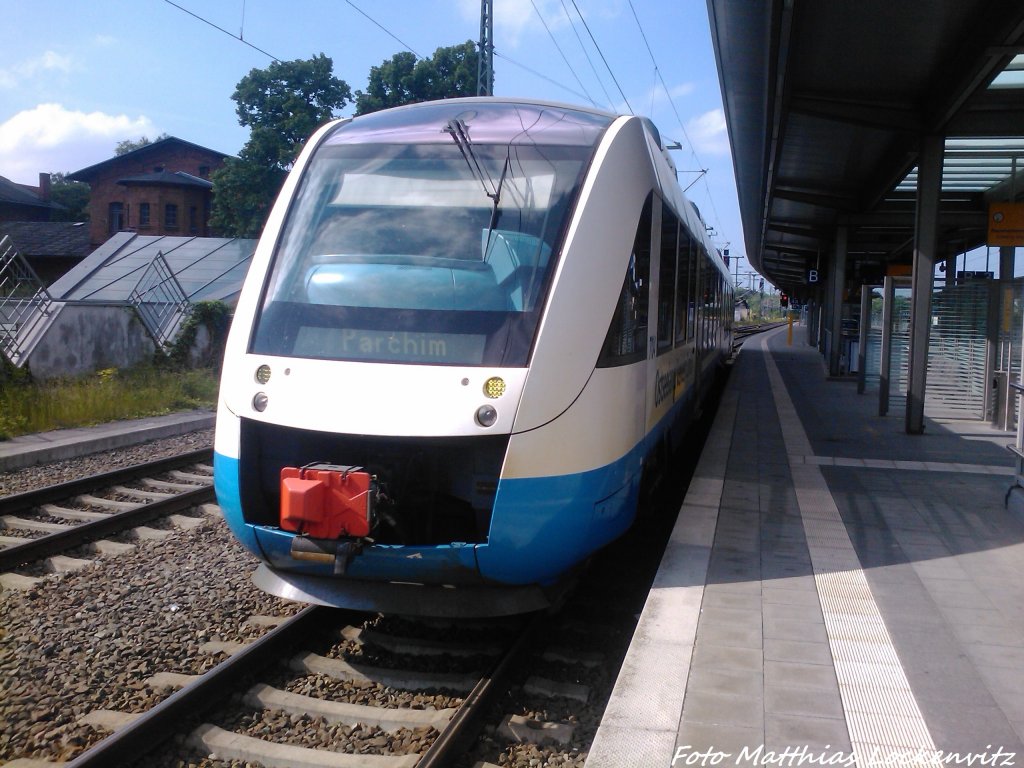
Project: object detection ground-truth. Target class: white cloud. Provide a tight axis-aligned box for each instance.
[0,50,74,89]
[0,104,156,182]
[685,108,730,156]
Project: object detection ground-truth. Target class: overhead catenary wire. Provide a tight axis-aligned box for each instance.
[341,0,421,59]
[558,0,616,111]
[529,0,600,109]
[493,51,594,106]
[568,0,633,114]
[626,0,726,243]
[162,0,281,61]
[626,0,704,179]
[164,0,422,65]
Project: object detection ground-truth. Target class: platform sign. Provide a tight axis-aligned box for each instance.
[988,203,1024,247]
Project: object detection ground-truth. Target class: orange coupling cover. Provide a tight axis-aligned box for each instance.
[280,465,373,539]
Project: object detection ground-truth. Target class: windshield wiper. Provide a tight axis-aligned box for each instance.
[445,118,512,253]
[444,117,499,202]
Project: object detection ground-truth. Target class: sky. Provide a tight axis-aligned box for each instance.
[0,0,751,278]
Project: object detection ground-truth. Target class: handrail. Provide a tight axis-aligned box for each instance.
[0,235,53,365]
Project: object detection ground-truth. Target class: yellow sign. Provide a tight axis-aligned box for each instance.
[988,203,1024,247]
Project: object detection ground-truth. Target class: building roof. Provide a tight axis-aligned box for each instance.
[0,174,57,210]
[48,232,256,305]
[116,170,214,189]
[67,137,230,182]
[0,221,91,258]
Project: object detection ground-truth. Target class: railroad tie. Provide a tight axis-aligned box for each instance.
[188,724,420,768]
[291,651,477,693]
[243,683,457,730]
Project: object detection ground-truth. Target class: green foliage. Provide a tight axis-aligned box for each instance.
[0,364,218,441]
[48,173,90,222]
[210,54,351,238]
[232,54,351,170]
[355,42,479,116]
[164,300,232,368]
[208,158,286,238]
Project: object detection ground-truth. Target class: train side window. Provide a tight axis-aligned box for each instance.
[676,225,692,345]
[657,201,678,354]
[597,193,652,368]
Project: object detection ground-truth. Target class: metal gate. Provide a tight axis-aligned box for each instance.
[863,278,989,419]
[925,280,988,418]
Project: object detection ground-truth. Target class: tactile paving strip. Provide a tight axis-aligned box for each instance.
[761,335,939,764]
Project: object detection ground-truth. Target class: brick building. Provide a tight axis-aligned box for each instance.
[69,137,229,247]
[0,173,61,222]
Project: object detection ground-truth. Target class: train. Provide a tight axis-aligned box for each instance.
[213,98,734,616]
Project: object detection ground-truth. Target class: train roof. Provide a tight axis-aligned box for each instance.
[324,98,616,148]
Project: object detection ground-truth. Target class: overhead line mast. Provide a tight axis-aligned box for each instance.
[477,0,494,96]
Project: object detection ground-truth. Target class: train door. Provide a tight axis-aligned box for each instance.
[596,192,652,455]
[650,198,681,432]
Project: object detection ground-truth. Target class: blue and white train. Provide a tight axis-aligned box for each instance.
[214,98,733,616]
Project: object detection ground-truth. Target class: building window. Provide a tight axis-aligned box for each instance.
[189,206,198,233]
[139,203,150,226]
[165,204,178,228]
[198,165,210,178]
[108,202,124,234]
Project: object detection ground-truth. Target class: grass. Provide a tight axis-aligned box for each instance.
[0,365,219,441]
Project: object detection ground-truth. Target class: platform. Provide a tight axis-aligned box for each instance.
[0,409,214,472]
[587,325,1022,767]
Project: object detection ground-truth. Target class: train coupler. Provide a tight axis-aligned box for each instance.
[289,536,362,575]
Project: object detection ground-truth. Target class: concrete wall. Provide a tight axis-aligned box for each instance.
[25,303,155,379]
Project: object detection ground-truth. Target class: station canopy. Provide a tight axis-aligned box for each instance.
[707,0,1024,295]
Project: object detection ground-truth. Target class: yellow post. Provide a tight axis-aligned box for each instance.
[787,312,793,346]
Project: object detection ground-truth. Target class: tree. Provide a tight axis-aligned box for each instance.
[355,41,479,116]
[114,133,170,155]
[48,173,90,221]
[210,54,351,238]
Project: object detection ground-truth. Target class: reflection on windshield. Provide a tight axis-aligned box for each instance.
[251,141,588,366]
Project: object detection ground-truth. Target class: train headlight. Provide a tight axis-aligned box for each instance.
[253,392,269,412]
[255,364,272,384]
[483,376,506,399]
[475,404,498,427]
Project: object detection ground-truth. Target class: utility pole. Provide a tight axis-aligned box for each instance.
[477,0,494,96]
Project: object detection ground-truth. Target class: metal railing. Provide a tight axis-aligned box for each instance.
[0,235,53,365]
[127,251,190,350]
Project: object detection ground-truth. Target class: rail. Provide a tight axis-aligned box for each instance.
[0,449,214,571]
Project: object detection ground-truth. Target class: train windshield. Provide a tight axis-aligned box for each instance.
[251,130,596,366]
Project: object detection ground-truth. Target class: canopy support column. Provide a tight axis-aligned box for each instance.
[879,276,894,416]
[828,225,848,377]
[905,134,943,435]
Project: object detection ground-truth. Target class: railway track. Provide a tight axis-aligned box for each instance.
[0,364,727,766]
[0,449,215,581]
[53,608,544,768]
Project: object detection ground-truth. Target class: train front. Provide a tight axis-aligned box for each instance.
[214,100,620,616]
